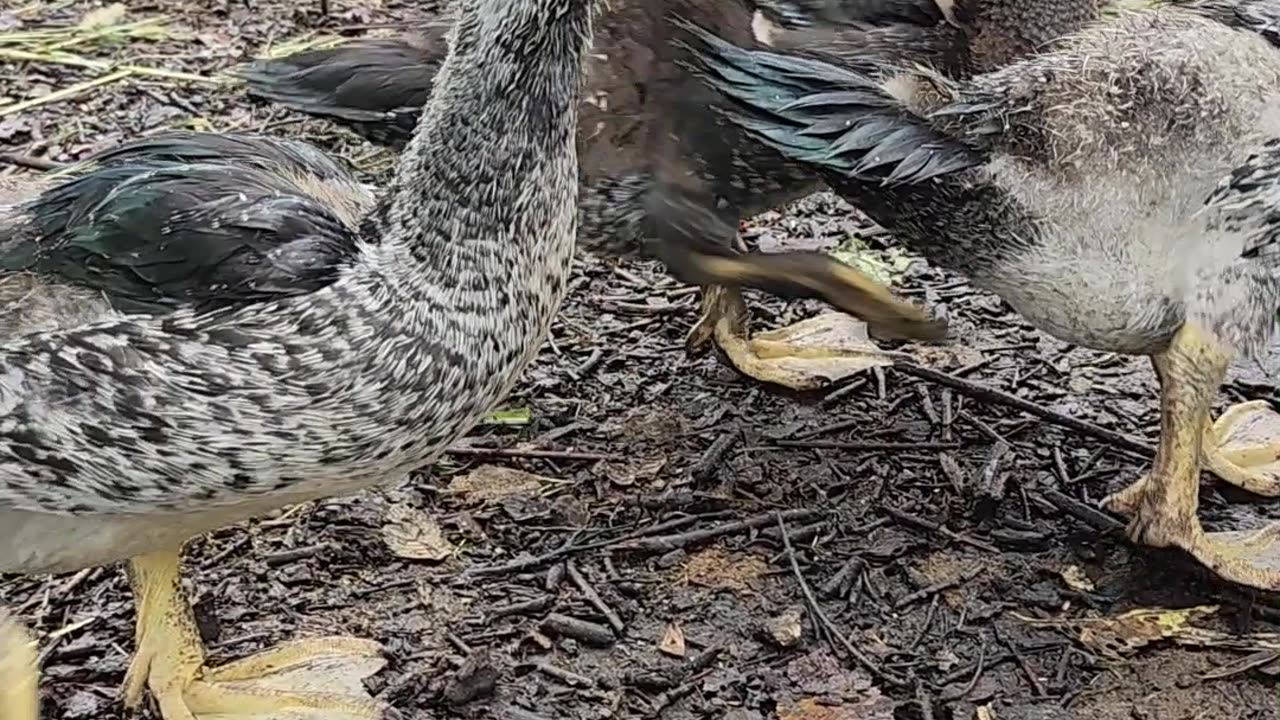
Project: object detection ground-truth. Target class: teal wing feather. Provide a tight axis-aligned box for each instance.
[1,132,370,315]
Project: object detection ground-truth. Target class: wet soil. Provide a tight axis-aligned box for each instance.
[2,2,1280,719]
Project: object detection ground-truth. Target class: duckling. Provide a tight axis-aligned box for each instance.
[0,0,596,716]
[679,0,1280,589]
[0,612,37,720]
[238,0,952,390]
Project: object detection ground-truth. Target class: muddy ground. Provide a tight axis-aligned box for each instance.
[2,1,1280,719]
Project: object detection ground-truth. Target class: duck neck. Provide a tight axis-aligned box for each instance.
[361,0,594,311]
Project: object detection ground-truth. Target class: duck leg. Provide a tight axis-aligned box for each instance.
[0,611,37,720]
[639,175,945,390]
[676,252,946,391]
[123,551,389,720]
[1102,323,1280,591]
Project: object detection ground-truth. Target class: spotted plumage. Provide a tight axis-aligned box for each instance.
[0,0,592,575]
[2,133,373,315]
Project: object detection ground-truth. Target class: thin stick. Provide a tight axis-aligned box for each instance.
[0,68,131,118]
[0,153,63,171]
[566,560,625,634]
[897,364,1154,456]
[0,49,223,85]
[776,513,907,688]
[444,445,612,462]
[609,508,820,553]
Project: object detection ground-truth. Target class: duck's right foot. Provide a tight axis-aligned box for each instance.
[687,284,911,391]
[1102,323,1280,591]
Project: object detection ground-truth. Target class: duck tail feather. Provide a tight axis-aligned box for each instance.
[671,16,979,186]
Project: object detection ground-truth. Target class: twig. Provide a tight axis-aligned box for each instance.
[541,613,615,647]
[882,506,999,554]
[262,542,330,567]
[917,681,937,720]
[939,639,988,701]
[1036,489,1125,533]
[0,48,222,84]
[0,68,132,117]
[487,595,553,620]
[609,508,820,553]
[0,152,62,171]
[690,427,741,482]
[566,561,625,634]
[532,662,595,688]
[995,625,1047,697]
[463,535,614,577]
[897,364,1154,456]
[820,555,865,599]
[973,440,1012,518]
[771,440,960,452]
[776,513,907,688]
[445,445,612,462]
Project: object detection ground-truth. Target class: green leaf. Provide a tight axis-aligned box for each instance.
[482,407,533,426]
[827,234,916,286]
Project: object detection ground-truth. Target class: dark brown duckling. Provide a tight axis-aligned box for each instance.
[239,0,948,389]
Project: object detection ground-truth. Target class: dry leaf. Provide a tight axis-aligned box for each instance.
[658,623,686,657]
[765,608,804,648]
[976,705,997,720]
[1017,606,1220,660]
[79,3,126,28]
[445,464,548,504]
[1059,565,1095,593]
[724,313,906,391]
[382,505,454,561]
[609,456,667,487]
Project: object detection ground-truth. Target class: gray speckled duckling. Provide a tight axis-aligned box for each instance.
[0,0,594,715]
[681,0,1280,589]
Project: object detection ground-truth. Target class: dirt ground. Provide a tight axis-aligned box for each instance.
[3,1,1280,719]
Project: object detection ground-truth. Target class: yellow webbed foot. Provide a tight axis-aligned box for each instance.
[1202,400,1280,496]
[1103,324,1280,591]
[1185,524,1280,591]
[125,552,391,720]
[0,611,38,720]
[687,284,909,391]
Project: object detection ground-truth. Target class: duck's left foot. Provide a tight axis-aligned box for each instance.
[687,285,903,391]
[125,551,391,720]
[1202,400,1280,497]
[1106,481,1280,590]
